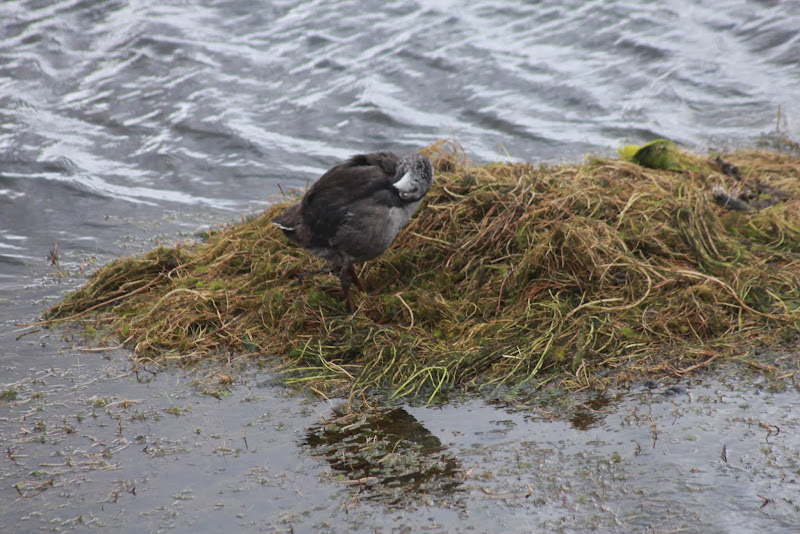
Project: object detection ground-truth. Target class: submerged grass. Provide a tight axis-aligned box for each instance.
[46,140,800,400]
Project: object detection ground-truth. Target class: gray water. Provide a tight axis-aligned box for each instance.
[2,1,800,532]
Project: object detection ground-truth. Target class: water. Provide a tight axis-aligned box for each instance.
[1,344,798,532]
[1,0,799,531]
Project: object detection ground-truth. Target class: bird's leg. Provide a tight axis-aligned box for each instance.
[348,264,365,292]
[339,264,356,313]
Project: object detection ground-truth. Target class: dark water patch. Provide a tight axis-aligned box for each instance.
[460,108,555,145]
[612,36,672,62]
[568,392,618,431]
[303,405,463,508]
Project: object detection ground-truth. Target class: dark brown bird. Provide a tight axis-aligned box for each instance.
[272,152,434,311]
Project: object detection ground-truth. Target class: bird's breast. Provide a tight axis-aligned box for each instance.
[386,202,419,237]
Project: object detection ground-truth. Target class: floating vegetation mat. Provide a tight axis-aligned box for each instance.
[46,140,800,400]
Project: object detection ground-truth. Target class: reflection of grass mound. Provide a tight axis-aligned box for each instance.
[47,140,800,399]
[304,405,461,507]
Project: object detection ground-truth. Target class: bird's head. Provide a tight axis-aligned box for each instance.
[392,153,434,202]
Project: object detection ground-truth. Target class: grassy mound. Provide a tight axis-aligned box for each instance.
[46,140,800,400]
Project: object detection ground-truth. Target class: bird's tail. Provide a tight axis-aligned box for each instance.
[272,202,302,241]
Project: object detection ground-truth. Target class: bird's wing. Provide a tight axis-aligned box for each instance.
[301,153,401,246]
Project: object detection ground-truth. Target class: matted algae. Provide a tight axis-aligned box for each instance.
[45,140,800,400]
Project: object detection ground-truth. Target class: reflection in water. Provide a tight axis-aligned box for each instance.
[568,392,617,430]
[304,405,463,507]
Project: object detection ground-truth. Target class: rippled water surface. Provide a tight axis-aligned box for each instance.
[1,1,800,531]
[2,0,799,290]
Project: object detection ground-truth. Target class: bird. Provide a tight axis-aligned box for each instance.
[272,151,434,312]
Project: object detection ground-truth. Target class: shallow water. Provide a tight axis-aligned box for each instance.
[1,0,800,531]
[2,337,799,532]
